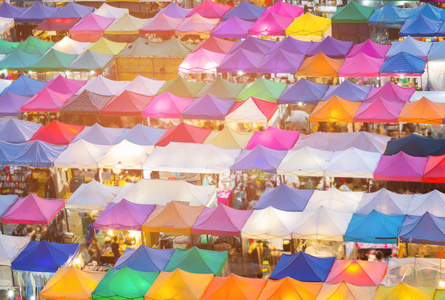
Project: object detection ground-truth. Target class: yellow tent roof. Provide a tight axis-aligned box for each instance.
[204,127,254,149]
[257,277,322,300]
[398,96,445,125]
[87,37,127,55]
[145,269,214,300]
[309,95,361,123]
[39,267,105,300]
[286,13,331,37]
[105,13,149,35]
[374,283,435,300]
[297,52,344,77]
[317,281,377,300]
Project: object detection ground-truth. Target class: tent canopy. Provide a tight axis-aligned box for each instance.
[186,0,231,19]
[182,94,235,121]
[53,139,109,169]
[265,1,303,18]
[68,50,114,71]
[1,75,46,97]
[118,37,194,57]
[369,3,409,25]
[374,152,428,182]
[30,121,84,145]
[338,53,384,77]
[212,16,254,39]
[230,35,275,54]
[399,212,445,245]
[53,37,91,55]
[175,13,219,35]
[286,13,331,38]
[201,274,266,300]
[297,52,344,77]
[65,180,118,211]
[381,52,427,77]
[305,188,363,213]
[366,81,415,103]
[386,36,432,59]
[156,76,205,98]
[331,1,374,23]
[73,124,126,145]
[317,282,377,300]
[104,13,148,35]
[139,13,183,35]
[257,277,322,300]
[0,234,29,266]
[193,36,236,54]
[124,76,165,96]
[9,140,66,168]
[306,36,353,58]
[309,95,361,123]
[237,78,286,102]
[407,190,445,217]
[0,119,40,142]
[69,13,114,42]
[33,17,81,32]
[101,90,152,116]
[322,80,371,102]
[356,188,413,215]
[400,15,441,37]
[0,2,25,18]
[353,97,404,123]
[87,37,127,55]
[248,12,293,36]
[21,88,73,113]
[15,2,60,23]
[231,145,287,173]
[114,124,166,146]
[423,155,445,183]
[98,140,154,170]
[94,4,128,19]
[178,48,226,74]
[246,127,299,150]
[277,147,334,177]
[347,40,390,59]
[197,76,245,99]
[384,134,445,157]
[325,148,381,179]
[399,97,445,124]
[374,283,435,300]
[114,245,174,272]
[61,90,113,115]
[325,260,388,286]
[217,48,263,73]
[46,75,87,94]
[17,36,55,55]
[51,2,94,19]
[0,39,19,55]
[255,184,312,212]
[222,0,266,21]
[156,122,211,147]
[278,78,328,105]
[257,49,304,74]
[0,49,41,71]
[205,126,253,149]
[159,2,192,18]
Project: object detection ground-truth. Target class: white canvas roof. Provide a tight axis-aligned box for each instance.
[94,4,128,18]
[73,123,127,145]
[410,91,445,103]
[325,148,382,178]
[356,188,413,215]
[0,234,29,266]
[0,119,41,143]
[0,18,13,35]
[277,147,334,177]
[225,98,270,123]
[0,79,12,94]
[317,282,377,300]
[305,188,363,213]
[407,190,445,217]
[76,75,130,96]
[113,179,216,207]
[66,180,120,211]
[125,75,165,96]
[98,140,154,170]
[143,142,241,174]
[53,37,91,55]
[54,139,110,169]
[241,207,301,239]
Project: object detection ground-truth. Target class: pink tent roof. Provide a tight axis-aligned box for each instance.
[366,81,415,103]
[139,13,183,35]
[1,194,64,225]
[142,91,193,119]
[325,260,388,286]
[69,13,114,39]
[46,75,87,94]
[353,97,404,123]
[176,14,220,35]
[20,88,73,113]
[338,52,384,77]
[374,152,428,182]
[178,48,226,73]
[191,204,253,237]
[264,1,303,18]
[212,16,254,39]
[246,127,300,150]
[347,40,391,59]
[186,0,231,19]
[248,12,293,36]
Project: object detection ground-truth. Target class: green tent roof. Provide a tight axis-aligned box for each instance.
[0,40,20,55]
[156,76,206,98]
[236,77,287,102]
[164,246,228,276]
[332,1,375,23]
[68,50,114,71]
[92,267,159,300]
[0,49,41,71]
[16,36,55,55]
[31,49,77,72]
[197,76,246,99]
[118,37,195,57]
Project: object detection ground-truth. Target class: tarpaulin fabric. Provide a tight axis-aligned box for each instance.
[399,212,445,245]
[400,15,442,37]
[98,140,154,170]
[322,80,371,101]
[317,282,377,300]
[325,148,382,178]
[124,76,165,96]
[15,2,60,23]
[182,93,235,120]
[386,36,432,59]
[139,13,183,35]
[297,52,344,77]
[354,97,404,123]
[338,53,384,77]
[61,90,113,115]
[399,97,445,124]
[94,3,128,19]
[304,188,363,213]
[0,93,31,117]
[10,140,66,168]
[193,36,236,54]
[408,190,445,217]
[159,2,192,18]
[384,134,445,157]
[428,39,445,60]
[186,0,231,19]
[87,37,127,55]
[0,119,40,142]
[237,78,286,102]
[142,91,193,119]
[54,139,109,169]
[114,245,174,272]
[408,3,444,22]
[285,13,331,38]
[356,188,413,215]
[374,152,428,182]
[53,37,91,55]
[257,49,304,74]
[246,127,299,150]
[0,75,46,96]
[0,49,41,71]
[306,36,352,58]
[270,36,313,55]
[65,180,117,210]
[225,97,278,123]
[212,16,254,39]
[264,1,303,19]
[156,122,211,146]
[381,52,427,76]
[347,39,390,59]
[325,260,388,286]
[12,240,79,273]
[201,274,266,300]
[21,88,72,113]
[369,3,409,25]
[205,126,253,149]
[0,39,19,54]
[278,78,328,105]
[72,124,125,145]
[277,147,334,177]
[222,0,266,21]
[68,50,114,71]
[178,48,226,73]
[46,75,87,94]
[0,195,18,218]
[29,121,84,145]
[217,48,263,73]
[0,234,28,266]
[423,155,445,183]
[229,36,275,54]
[30,49,78,72]
[175,14,220,35]
[331,1,374,24]
[257,277,322,300]
[33,18,81,32]
[366,81,415,103]
[0,2,25,18]
[374,283,435,300]
[51,2,94,19]
[248,12,293,36]
[156,76,205,97]
[118,37,194,57]
[231,145,287,173]
[309,95,361,123]
[17,36,55,55]
[101,90,152,116]
[69,13,114,42]
[104,13,148,35]
[114,124,166,146]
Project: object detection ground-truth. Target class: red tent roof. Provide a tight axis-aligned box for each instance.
[29,120,84,145]
[227,97,278,122]
[186,0,231,19]
[156,122,211,146]
[193,36,236,54]
[20,88,73,113]
[423,155,445,183]
[100,90,153,116]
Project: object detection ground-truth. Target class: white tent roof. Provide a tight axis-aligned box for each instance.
[0,79,12,94]
[356,188,413,215]
[73,123,127,145]
[0,234,29,266]
[66,180,120,211]
[292,206,353,241]
[125,75,165,96]
[105,13,149,33]
[54,139,110,169]
[113,124,166,146]
[98,140,154,170]
[410,91,445,103]
[317,282,377,300]
[143,142,241,174]
[53,37,91,55]
[305,188,363,213]
[0,18,13,35]
[277,147,334,177]
[325,148,382,179]
[407,190,445,217]
[76,75,130,96]
[0,119,41,143]
[113,179,216,206]
[241,206,301,239]
[293,132,390,153]
[94,4,128,18]
[225,98,270,123]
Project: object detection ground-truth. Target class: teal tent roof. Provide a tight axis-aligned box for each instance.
[31,49,77,72]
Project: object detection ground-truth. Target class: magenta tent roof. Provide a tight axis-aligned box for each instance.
[366,81,415,103]
[338,52,384,77]
[69,13,114,36]
[46,75,87,94]
[191,204,253,237]
[217,48,263,73]
[21,88,73,113]
[374,152,428,182]
[186,0,231,19]
[94,199,155,231]
[257,49,305,74]
[212,16,254,39]
[140,13,183,34]
[264,1,303,18]
[246,127,300,150]
[347,40,390,59]
[353,97,404,123]
[248,12,293,36]
[142,91,193,119]
[1,194,64,225]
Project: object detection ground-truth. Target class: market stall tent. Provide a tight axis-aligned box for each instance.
[29,121,83,145]
[0,49,41,71]
[201,274,266,300]
[423,155,445,183]
[338,53,384,77]
[331,1,374,43]
[265,1,303,18]
[175,14,219,35]
[0,2,25,18]
[325,148,381,178]
[257,277,322,300]
[257,49,304,74]
[225,97,278,123]
[178,48,225,73]
[366,81,415,103]
[309,95,361,123]
[51,2,94,19]
[387,37,432,59]
[355,188,413,215]
[317,282,377,300]
[0,234,29,266]
[212,16,254,39]
[248,12,294,36]
[400,15,441,37]
[17,36,55,55]
[305,188,363,213]
[407,190,445,217]
[0,118,41,143]
[68,50,114,71]
[217,48,262,73]
[285,13,331,41]
[368,3,408,25]
[255,184,312,211]
[33,18,81,38]
[114,245,174,272]
[374,283,435,300]
[399,97,445,124]
[374,152,428,182]
[182,94,235,120]
[94,4,128,19]
[354,97,404,123]
[73,124,126,145]
[196,76,245,99]
[231,145,287,173]
[53,37,91,55]
[65,180,118,211]
[380,51,427,76]
[186,0,231,19]
[229,36,274,54]
[87,37,127,55]
[222,0,265,21]
[114,124,166,146]
[205,126,253,149]
[11,141,66,168]
[297,52,344,77]
[100,90,153,116]
[54,139,109,169]
[325,260,388,286]
[156,122,211,146]
[104,13,148,36]
[156,76,205,98]
[322,80,370,102]
[348,39,390,59]
[46,75,87,94]
[278,78,328,105]
[30,49,77,72]
[69,13,115,42]
[61,91,113,118]
[0,195,18,219]
[125,76,165,96]
[384,134,445,157]
[20,88,73,113]
[1,75,46,96]
[246,127,299,150]
[139,13,183,35]
[98,140,154,170]
[159,2,192,18]
[193,36,236,54]
[307,36,352,58]
[399,212,445,245]
[277,147,334,177]
[15,2,60,23]
[165,247,227,276]
[0,40,18,55]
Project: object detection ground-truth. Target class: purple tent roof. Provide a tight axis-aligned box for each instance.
[347,40,390,59]
[222,0,266,21]
[255,184,313,211]
[231,145,287,173]
[0,2,25,18]
[278,78,329,105]
[160,2,192,18]
[270,37,313,55]
[257,49,304,74]
[15,2,60,23]
[246,127,300,150]
[50,2,94,19]
[230,36,275,54]
[306,36,353,58]
[374,152,428,182]
[182,94,235,121]
[191,204,253,236]
[217,48,263,73]
[0,92,30,117]
[212,16,254,39]
[94,199,155,231]
[322,80,371,102]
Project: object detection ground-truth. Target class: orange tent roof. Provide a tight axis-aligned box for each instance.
[309,95,361,123]
[297,52,344,77]
[398,97,445,125]
[257,277,322,300]
[201,274,267,300]
[141,201,204,234]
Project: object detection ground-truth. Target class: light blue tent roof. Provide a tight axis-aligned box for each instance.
[0,119,41,143]
[278,78,328,105]
[427,40,445,60]
[11,140,67,168]
[386,36,432,59]
[0,195,18,218]
[222,0,266,21]
[231,145,287,173]
[407,3,444,22]
[322,80,371,102]
[399,212,445,245]
[51,2,94,19]
[400,15,442,37]
[113,245,174,272]
[255,184,312,211]
[1,75,47,96]
[380,52,426,76]
[114,124,167,146]
[369,3,409,26]
[15,1,60,23]
[0,141,28,165]
[344,210,405,244]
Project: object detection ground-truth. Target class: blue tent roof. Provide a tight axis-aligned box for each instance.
[231,146,287,173]
[15,1,60,23]
[255,184,312,211]
[12,140,67,168]
[182,94,235,121]
[369,3,409,26]
[384,134,445,157]
[50,2,94,19]
[400,15,442,37]
[0,195,18,218]
[270,252,335,281]
[0,2,25,18]
[321,80,371,102]
[408,4,444,22]
[113,245,174,272]
[1,75,47,96]
[427,40,445,60]
[344,210,405,244]
[222,0,266,21]
[12,240,79,272]
[380,52,426,75]
[386,36,432,59]
[399,212,445,245]
[0,119,41,143]
[114,124,167,146]
[278,78,328,105]
[0,141,28,165]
